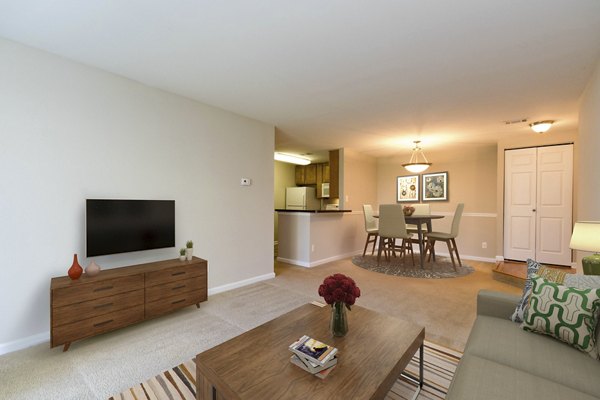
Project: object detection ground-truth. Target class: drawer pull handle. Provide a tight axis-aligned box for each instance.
[93,319,114,328]
[172,271,186,276]
[171,299,186,305]
[172,285,186,290]
[94,286,114,292]
[94,303,113,309]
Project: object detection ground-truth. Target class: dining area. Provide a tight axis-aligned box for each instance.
[361,203,465,272]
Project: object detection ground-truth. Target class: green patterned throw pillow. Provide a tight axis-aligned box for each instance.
[522,276,600,359]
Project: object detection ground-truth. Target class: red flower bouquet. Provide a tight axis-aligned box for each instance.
[318,273,361,310]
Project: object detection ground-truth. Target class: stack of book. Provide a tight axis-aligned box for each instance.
[289,335,338,379]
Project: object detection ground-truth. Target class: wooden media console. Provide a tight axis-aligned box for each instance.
[50,256,207,351]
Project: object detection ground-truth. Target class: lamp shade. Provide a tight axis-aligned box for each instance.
[570,222,600,253]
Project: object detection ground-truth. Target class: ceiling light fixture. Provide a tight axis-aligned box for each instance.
[402,140,432,173]
[274,152,311,165]
[529,120,554,134]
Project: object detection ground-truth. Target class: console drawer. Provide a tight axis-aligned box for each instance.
[145,263,205,287]
[145,274,206,303]
[52,305,144,347]
[52,274,144,307]
[145,291,206,319]
[52,289,144,327]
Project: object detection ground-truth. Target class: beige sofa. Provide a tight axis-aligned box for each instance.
[445,290,600,400]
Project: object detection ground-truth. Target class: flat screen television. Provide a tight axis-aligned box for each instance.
[86,199,175,257]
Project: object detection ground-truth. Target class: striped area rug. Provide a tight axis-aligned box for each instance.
[109,341,461,400]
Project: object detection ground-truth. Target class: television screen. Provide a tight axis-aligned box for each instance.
[86,199,175,257]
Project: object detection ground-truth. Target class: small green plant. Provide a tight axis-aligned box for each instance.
[186,240,193,248]
[179,248,186,256]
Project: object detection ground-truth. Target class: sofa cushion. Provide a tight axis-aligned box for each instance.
[511,258,542,322]
[464,315,600,398]
[446,354,599,400]
[522,276,600,359]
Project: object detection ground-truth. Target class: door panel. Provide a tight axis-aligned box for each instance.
[535,145,573,265]
[504,148,537,261]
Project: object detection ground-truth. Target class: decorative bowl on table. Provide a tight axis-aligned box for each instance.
[403,205,415,216]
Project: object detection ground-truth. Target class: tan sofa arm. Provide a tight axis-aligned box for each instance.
[477,290,521,319]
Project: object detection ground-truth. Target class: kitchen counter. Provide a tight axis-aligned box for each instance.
[275,209,352,213]
[276,210,364,267]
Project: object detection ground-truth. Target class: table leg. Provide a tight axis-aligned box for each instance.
[426,220,435,261]
[197,368,214,400]
[401,342,425,400]
[419,343,424,389]
[417,224,424,269]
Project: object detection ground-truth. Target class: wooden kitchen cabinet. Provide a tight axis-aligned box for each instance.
[322,163,330,183]
[304,164,317,185]
[295,165,305,185]
[316,163,331,198]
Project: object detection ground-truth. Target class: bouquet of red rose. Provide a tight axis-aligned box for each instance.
[318,273,361,310]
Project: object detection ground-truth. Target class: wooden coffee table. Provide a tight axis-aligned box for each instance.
[196,304,425,400]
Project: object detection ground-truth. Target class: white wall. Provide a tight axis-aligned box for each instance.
[575,58,600,268]
[0,38,274,349]
[343,149,378,211]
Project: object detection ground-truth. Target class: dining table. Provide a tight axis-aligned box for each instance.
[374,214,444,268]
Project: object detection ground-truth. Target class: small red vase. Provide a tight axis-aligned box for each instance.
[68,254,83,280]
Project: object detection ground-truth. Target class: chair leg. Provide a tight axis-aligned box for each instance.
[371,235,378,255]
[408,239,415,266]
[451,238,462,267]
[377,239,384,266]
[362,233,371,257]
[399,239,406,261]
[426,239,435,262]
[446,240,457,271]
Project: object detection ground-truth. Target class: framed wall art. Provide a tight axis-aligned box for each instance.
[422,172,448,201]
[396,175,419,202]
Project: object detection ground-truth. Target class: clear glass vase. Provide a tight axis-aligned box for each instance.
[330,302,348,337]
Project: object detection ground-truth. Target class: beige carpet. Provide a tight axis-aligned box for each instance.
[109,341,461,400]
[0,257,519,399]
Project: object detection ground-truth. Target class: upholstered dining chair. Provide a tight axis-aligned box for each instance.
[406,203,431,234]
[425,203,464,270]
[377,204,414,266]
[362,204,379,257]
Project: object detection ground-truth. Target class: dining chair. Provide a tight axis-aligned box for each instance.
[425,203,464,270]
[377,204,414,266]
[406,203,431,234]
[362,204,379,257]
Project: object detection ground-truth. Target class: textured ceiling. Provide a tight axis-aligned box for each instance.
[1,0,599,158]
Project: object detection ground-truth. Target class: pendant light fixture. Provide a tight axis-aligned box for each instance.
[402,140,432,173]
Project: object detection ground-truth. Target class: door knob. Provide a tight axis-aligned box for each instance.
[532,209,536,212]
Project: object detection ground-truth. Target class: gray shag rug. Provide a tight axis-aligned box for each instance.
[352,254,475,279]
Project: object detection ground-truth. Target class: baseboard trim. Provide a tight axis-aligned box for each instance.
[207,272,276,296]
[276,257,310,267]
[277,250,363,268]
[432,251,497,263]
[0,331,49,356]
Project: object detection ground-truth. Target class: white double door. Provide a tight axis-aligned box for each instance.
[503,144,573,266]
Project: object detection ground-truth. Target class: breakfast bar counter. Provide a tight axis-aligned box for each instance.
[274,209,352,213]
[276,209,364,267]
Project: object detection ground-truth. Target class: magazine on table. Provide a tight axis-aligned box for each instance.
[289,335,338,366]
[290,354,338,374]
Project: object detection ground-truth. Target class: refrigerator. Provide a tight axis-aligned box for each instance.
[286,187,320,210]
